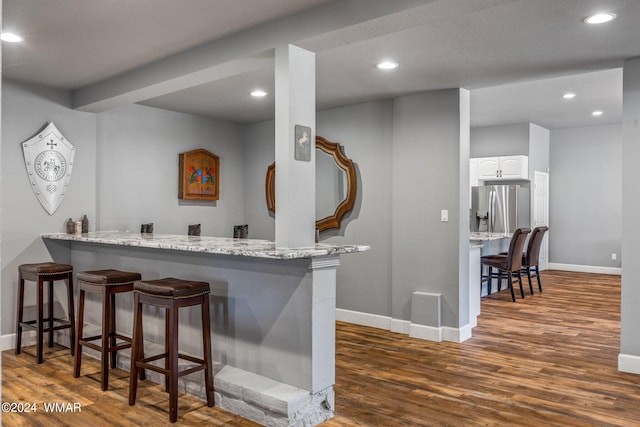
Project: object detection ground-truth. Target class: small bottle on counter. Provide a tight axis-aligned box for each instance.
[66,218,74,234]
[81,215,89,233]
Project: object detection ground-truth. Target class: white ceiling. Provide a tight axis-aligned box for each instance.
[3,0,638,129]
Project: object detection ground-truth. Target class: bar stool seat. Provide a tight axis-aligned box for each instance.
[74,269,142,391]
[16,262,75,364]
[129,277,214,423]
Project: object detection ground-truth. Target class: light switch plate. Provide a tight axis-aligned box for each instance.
[441,209,448,222]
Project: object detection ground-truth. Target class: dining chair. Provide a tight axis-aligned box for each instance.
[480,228,531,302]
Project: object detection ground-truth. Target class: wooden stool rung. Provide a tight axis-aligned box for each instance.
[139,353,169,364]
[179,364,206,377]
[178,353,205,365]
[136,362,170,376]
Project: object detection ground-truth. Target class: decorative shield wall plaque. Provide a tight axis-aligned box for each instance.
[21,122,75,215]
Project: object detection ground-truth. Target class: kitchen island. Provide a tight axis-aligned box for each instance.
[42,231,369,426]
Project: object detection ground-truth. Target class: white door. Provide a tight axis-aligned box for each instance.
[533,171,550,270]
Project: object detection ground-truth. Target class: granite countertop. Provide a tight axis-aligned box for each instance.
[469,232,512,242]
[42,231,370,260]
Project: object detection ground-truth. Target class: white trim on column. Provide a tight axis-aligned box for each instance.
[549,263,621,275]
[619,353,640,374]
[409,323,442,341]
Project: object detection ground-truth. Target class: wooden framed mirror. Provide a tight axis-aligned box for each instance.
[266,136,357,232]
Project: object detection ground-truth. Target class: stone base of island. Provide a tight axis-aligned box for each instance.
[42,231,369,426]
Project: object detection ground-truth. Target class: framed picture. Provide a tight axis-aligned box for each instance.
[178,148,219,200]
[294,124,312,162]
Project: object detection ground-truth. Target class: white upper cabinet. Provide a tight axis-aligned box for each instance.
[474,155,528,180]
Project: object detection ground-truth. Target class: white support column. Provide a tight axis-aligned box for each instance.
[309,256,339,393]
[275,44,316,249]
[620,57,640,373]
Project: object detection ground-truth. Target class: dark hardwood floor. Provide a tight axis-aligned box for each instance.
[3,270,638,426]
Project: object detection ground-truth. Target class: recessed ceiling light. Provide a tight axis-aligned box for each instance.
[1,32,23,42]
[583,12,616,24]
[377,61,398,70]
[563,92,576,99]
[250,89,267,97]
[592,110,604,116]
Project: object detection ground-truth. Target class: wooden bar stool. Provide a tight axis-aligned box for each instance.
[15,262,75,364]
[73,269,142,391]
[128,278,214,423]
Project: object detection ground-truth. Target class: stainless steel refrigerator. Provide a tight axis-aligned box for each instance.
[471,185,530,233]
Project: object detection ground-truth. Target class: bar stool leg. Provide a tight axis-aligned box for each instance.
[201,294,214,407]
[15,275,25,355]
[48,280,54,348]
[110,292,117,369]
[74,288,85,378]
[66,272,75,357]
[168,300,179,423]
[164,308,170,393]
[101,287,111,391]
[37,277,45,364]
[129,293,142,406]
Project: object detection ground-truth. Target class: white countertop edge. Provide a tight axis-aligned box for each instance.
[42,231,370,260]
[469,232,512,242]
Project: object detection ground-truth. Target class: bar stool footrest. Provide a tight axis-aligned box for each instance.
[135,352,207,377]
[80,340,133,353]
[20,320,72,332]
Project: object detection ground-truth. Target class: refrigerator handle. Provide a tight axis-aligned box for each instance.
[489,190,495,232]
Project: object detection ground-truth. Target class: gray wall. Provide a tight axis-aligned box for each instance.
[1,81,97,335]
[242,120,275,241]
[96,104,245,237]
[243,100,394,318]
[550,124,621,268]
[470,123,529,158]
[316,101,394,319]
[392,89,468,327]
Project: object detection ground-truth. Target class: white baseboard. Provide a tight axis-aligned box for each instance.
[336,308,391,330]
[336,308,472,343]
[549,263,621,275]
[390,319,410,334]
[1,331,37,352]
[445,324,473,343]
[618,353,640,374]
[409,323,441,341]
